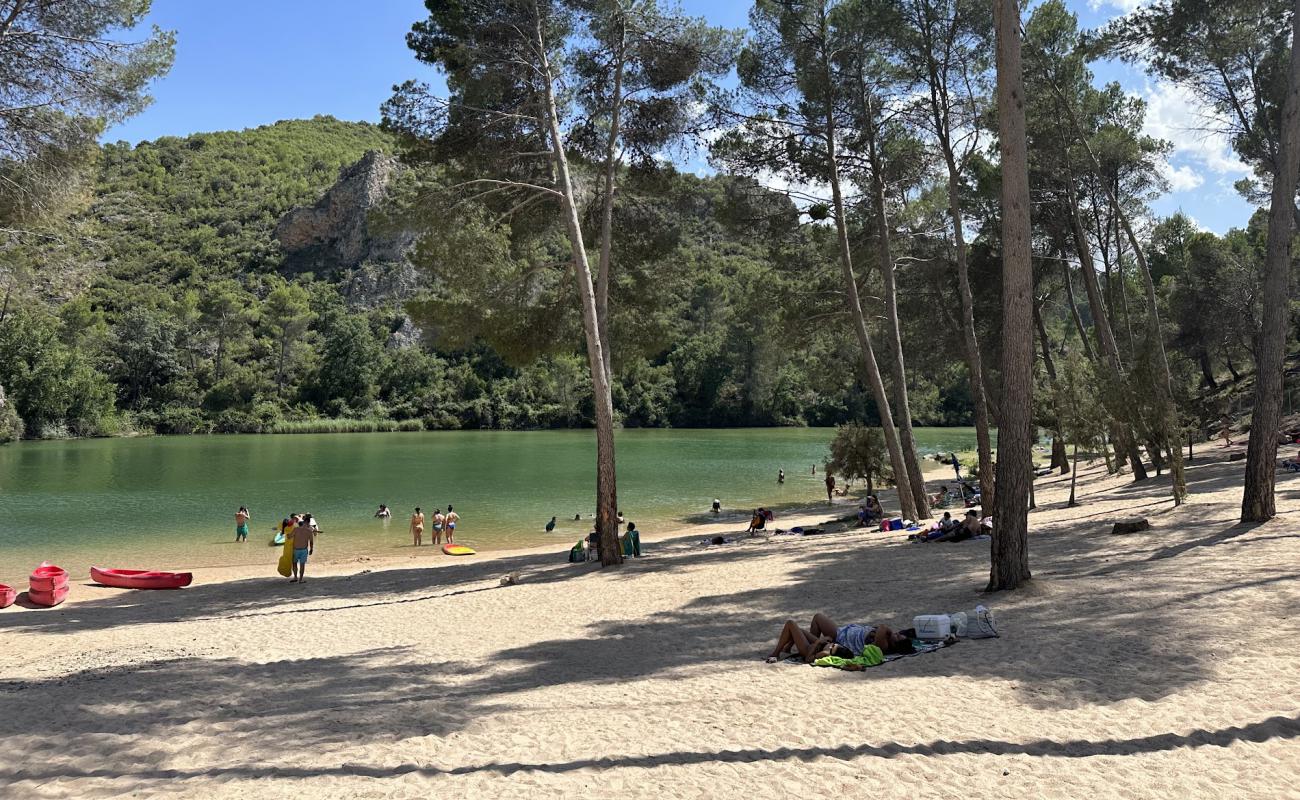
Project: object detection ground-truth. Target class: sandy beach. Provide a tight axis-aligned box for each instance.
[2,442,1298,799]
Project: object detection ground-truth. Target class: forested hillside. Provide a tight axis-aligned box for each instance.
[0,116,981,440]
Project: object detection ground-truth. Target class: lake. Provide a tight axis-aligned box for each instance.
[0,427,984,585]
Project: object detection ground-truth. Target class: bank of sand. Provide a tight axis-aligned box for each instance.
[1,442,1298,798]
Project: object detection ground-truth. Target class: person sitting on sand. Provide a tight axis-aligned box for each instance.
[746,508,766,534]
[410,507,425,547]
[374,504,391,519]
[856,505,869,527]
[866,495,883,520]
[545,516,557,532]
[1281,448,1300,472]
[432,508,446,544]
[921,510,981,543]
[765,613,914,663]
[235,506,251,542]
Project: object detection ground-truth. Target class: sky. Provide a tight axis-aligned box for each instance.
[105,0,1257,234]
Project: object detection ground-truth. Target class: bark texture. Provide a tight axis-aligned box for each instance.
[1242,1,1300,521]
[989,0,1033,591]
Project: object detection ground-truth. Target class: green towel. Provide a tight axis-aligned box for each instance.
[813,644,884,669]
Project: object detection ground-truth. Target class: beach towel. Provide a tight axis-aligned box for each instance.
[804,640,951,670]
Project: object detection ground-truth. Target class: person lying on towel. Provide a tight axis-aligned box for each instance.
[765,613,915,663]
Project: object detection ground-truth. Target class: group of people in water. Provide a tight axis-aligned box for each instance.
[404,505,460,547]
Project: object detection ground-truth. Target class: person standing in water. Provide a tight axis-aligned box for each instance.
[778,469,785,484]
[290,513,316,583]
[235,507,251,542]
[445,505,460,543]
[711,498,721,514]
[431,507,446,545]
[545,516,557,532]
[410,507,425,547]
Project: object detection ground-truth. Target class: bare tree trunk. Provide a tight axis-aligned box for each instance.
[1065,181,1148,482]
[1055,242,1094,360]
[535,9,621,565]
[865,103,930,518]
[1242,0,1300,522]
[989,0,1033,591]
[943,153,995,512]
[1067,442,1080,507]
[821,17,917,521]
[1034,302,1069,475]
[595,20,626,386]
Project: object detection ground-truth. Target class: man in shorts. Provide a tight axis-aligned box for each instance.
[290,513,316,583]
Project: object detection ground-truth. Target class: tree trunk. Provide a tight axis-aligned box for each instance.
[865,103,930,518]
[989,0,1033,591]
[536,9,621,565]
[1242,0,1300,522]
[1053,72,1185,504]
[822,19,917,521]
[1034,301,1069,475]
[1067,442,1080,507]
[1057,243,1095,361]
[1198,349,1218,389]
[943,150,995,512]
[594,21,626,386]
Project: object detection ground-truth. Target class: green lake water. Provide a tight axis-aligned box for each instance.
[0,427,983,586]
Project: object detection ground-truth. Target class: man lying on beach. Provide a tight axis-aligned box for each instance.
[765,613,915,663]
[914,510,982,542]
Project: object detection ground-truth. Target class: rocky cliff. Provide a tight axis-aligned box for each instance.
[274,150,421,309]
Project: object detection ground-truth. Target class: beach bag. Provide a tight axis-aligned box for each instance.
[568,541,585,563]
[962,605,999,638]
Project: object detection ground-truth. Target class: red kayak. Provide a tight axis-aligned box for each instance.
[28,585,69,607]
[30,563,69,593]
[90,567,193,590]
[0,584,15,609]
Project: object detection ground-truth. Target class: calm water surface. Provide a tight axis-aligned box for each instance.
[0,428,982,585]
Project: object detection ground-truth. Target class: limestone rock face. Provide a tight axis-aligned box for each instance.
[275,151,425,346]
[274,150,415,278]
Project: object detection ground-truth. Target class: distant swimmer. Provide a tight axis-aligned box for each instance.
[617,510,625,525]
[711,498,721,514]
[545,516,557,532]
[374,504,391,519]
[778,469,785,484]
[235,507,251,542]
[811,464,816,475]
[410,507,425,547]
[574,513,582,521]
[445,505,460,543]
[432,507,446,544]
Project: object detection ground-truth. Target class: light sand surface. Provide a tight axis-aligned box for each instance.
[2,442,1299,799]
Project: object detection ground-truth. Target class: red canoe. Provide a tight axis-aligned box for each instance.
[27,585,69,607]
[30,563,69,593]
[90,567,193,590]
[0,585,15,609]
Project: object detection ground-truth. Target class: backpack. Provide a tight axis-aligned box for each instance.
[568,541,585,563]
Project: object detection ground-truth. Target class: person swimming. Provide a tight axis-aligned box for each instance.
[545,516,556,532]
[374,504,391,519]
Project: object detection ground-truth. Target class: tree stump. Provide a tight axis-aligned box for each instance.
[1111,518,1150,535]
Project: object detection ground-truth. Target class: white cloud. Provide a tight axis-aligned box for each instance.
[1087,0,1148,16]
[1139,80,1250,181]
[1160,162,1204,191]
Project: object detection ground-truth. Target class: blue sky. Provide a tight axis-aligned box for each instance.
[107,0,1256,234]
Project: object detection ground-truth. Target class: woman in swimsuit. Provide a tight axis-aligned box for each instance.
[431,509,445,545]
[410,507,425,547]
[235,507,251,542]
[765,613,913,663]
[445,505,459,543]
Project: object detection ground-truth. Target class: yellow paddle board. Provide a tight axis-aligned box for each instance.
[442,543,475,556]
